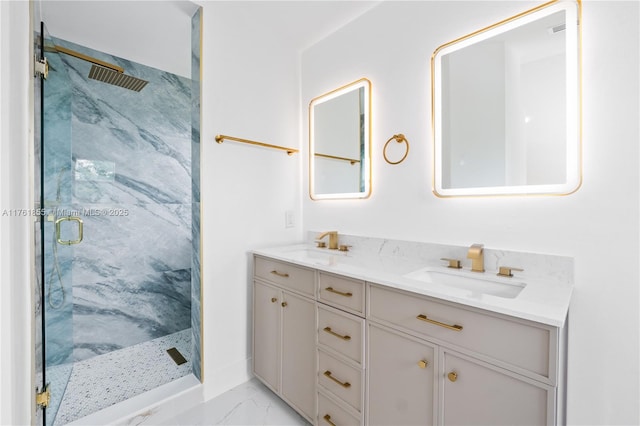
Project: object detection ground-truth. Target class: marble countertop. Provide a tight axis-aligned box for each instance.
[253,243,573,328]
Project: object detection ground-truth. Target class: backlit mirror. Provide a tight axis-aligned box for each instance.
[432,0,581,197]
[309,78,371,200]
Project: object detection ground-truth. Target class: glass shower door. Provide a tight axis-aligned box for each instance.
[38,21,76,426]
[36,9,201,421]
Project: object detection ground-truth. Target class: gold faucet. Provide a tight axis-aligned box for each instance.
[316,231,339,250]
[467,243,484,272]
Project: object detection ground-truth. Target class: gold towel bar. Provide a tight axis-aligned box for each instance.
[314,153,360,165]
[215,134,298,156]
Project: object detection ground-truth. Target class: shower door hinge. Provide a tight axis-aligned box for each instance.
[35,383,50,408]
[34,56,48,80]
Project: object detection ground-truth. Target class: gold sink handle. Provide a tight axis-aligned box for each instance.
[440,257,462,269]
[497,266,524,277]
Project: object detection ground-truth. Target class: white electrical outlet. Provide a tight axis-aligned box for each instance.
[285,210,295,228]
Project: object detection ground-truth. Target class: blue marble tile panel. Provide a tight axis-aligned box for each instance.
[72,269,191,362]
[52,38,192,207]
[43,38,195,364]
[191,296,202,381]
[191,7,202,382]
[70,203,192,287]
[43,49,73,205]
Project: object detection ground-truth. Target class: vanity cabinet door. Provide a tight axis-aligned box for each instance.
[281,290,316,420]
[253,281,281,392]
[441,350,554,426]
[367,323,436,426]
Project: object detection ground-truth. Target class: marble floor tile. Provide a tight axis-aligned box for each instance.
[161,379,310,426]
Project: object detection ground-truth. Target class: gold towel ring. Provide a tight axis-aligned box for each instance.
[383,134,409,165]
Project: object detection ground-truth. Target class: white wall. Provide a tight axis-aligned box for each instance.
[301,1,639,424]
[1,0,306,421]
[38,1,196,78]
[0,1,35,425]
[196,1,303,400]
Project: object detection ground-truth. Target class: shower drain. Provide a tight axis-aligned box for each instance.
[166,347,187,365]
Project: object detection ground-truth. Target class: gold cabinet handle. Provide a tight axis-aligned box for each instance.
[270,297,277,303]
[281,301,288,307]
[418,360,428,369]
[270,270,289,278]
[323,370,351,388]
[325,287,352,297]
[323,414,336,426]
[323,327,351,341]
[448,371,458,382]
[416,314,463,332]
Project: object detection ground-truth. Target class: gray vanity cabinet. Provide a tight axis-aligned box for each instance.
[252,253,566,426]
[367,323,436,425]
[281,290,316,418]
[367,283,563,426]
[252,257,316,423]
[440,350,553,425]
[253,280,281,391]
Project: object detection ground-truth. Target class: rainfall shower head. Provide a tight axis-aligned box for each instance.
[88,65,148,92]
[48,44,149,92]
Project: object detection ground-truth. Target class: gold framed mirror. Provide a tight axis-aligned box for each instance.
[432,0,582,197]
[309,78,372,200]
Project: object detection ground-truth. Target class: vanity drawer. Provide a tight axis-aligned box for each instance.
[318,305,365,366]
[368,284,554,381]
[318,391,362,426]
[318,349,364,412]
[254,256,315,297]
[318,272,365,316]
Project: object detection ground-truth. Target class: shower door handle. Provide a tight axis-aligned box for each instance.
[55,216,83,245]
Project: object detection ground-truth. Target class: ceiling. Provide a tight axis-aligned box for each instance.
[38,1,380,77]
[207,1,381,51]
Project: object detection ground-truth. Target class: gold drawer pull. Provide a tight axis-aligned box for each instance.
[325,287,352,297]
[323,370,351,388]
[270,270,289,278]
[418,360,428,369]
[270,297,277,303]
[416,314,463,331]
[448,371,458,382]
[281,302,288,308]
[323,327,351,341]
[323,414,336,426]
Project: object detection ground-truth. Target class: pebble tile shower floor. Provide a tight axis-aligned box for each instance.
[48,328,192,425]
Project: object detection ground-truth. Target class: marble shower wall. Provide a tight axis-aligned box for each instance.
[45,38,193,363]
[43,42,75,367]
[190,7,202,382]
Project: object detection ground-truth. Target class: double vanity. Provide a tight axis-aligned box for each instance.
[252,233,573,425]
[257,0,579,422]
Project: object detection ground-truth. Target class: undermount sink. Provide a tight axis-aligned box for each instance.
[403,267,526,299]
[283,247,346,256]
[281,247,348,265]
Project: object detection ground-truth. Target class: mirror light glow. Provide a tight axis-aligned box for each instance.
[309,78,372,200]
[432,0,581,197]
